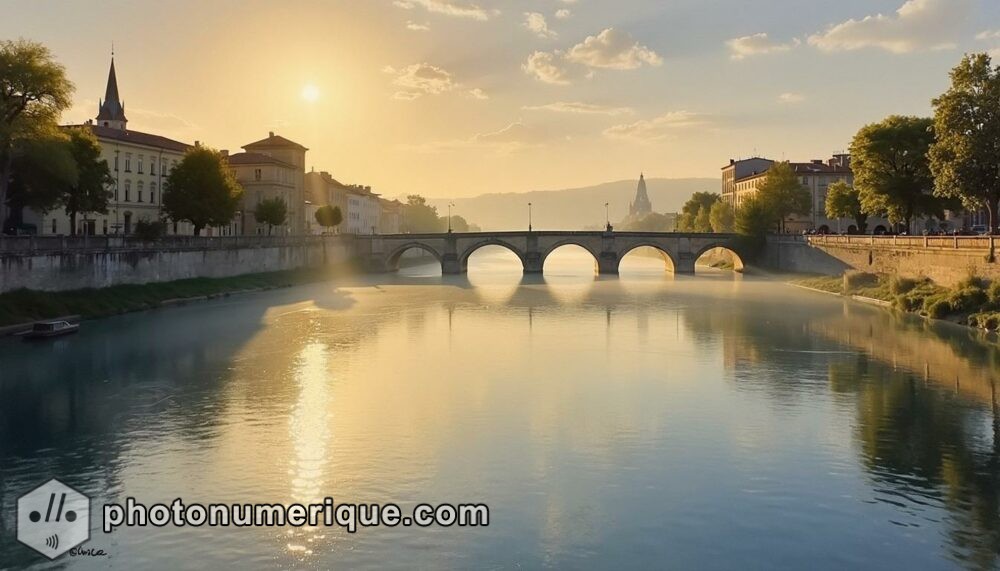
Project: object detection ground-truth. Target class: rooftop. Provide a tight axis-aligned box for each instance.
[243,131,308,152]
[227,152,296,169]
[66,123,190,153]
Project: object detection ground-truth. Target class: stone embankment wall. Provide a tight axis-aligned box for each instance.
[763,235,999,287]
[0,236,352,293]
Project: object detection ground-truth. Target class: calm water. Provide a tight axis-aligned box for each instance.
[1,248,999,570]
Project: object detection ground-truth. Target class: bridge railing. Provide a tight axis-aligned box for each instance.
[806,234,995,250]
[0,234,341,254]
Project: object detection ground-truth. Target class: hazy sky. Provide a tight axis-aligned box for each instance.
[4,0,999,198]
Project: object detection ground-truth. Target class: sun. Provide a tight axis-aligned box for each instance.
[301,84,320,102]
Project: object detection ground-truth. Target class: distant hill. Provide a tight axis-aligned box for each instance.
[419,178,717,231]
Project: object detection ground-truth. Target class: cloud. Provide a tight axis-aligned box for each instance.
[778,92,805,104]
[808,0,973,54]
[406,21,430,31]
[522,51,574,85]
[466,88,489,100]
[555,9,571,20]
[977,30,1000,41]
[522,101,633,116]
[603,111,710,141]
[389,63,486,101]
[392,0,496,21]
[524,12,556,38]
[726,33,800,60]
[565,28,662,70]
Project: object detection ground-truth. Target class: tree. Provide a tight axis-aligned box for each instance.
[163,147,243,235]
[61,127,113,234]
[709,201,735,233]
[735,195,774,238]
[254,197,287,235]
[401,194,443,233]
[5,129,75,225]
[621,212,676,232]
[694,207,712,232]
[755,162,810,233]
[0,39,74,231]
[850,115,939,232]
[678,192,719,231]
[930,53,1000,233]
[825,181,867,234]
[314,204,342,233]
[447,214,472,232]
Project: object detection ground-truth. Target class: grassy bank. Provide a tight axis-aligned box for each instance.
[791,272,1000,333]
[0,263,358,327]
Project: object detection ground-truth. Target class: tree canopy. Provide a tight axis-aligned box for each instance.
[0,39,74,231]
[850,115,940,231]
[824,181,867,233]
[254,197,288,235]
[163,147,244,235]
[930,52,1000,233]
[754,162,811,232]
[402,195,445,233]
[315,205,343,231]
[678,192,719,232]
[61,127,113,234]
[709,201,735,233]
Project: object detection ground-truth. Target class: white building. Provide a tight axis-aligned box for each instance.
[304,170,381,234]
[25,58,193,235]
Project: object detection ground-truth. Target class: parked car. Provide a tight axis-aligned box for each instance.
[971,225,989,235]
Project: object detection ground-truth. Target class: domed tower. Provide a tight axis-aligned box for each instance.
[629,173,652,217]
[96,57,127,130]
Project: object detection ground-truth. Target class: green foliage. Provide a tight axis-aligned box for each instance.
[678,192,719,232]
[163,147,244,235]
[0,39,74,228]
[889,276,918,295]
[850,115,943,231]
[926,298,952,319]
[133,219,166,241]
[735,195,774,238]
[314,205,343,230]
[709,201,734,233]
[620,212,676,232]
[254,197,288,235]
[401,194,444,233]
[755,162,811,232]
[844,271,878,291]
[6,128,75,215]
[988,281,1000,307]
[825,181,867,233]
[947,285,988,313]
[61,127,113,234]
[930,53,1000,233]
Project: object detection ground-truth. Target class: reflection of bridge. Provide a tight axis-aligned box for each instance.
[354,231,744,275]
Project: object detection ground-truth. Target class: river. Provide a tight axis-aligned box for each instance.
[1,247,998,570]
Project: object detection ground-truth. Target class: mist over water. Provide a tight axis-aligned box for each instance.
[1,248,998,570]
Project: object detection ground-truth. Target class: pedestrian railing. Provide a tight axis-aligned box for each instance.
[804,234,995,250]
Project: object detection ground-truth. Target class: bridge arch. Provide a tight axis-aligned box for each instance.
[459,240,526,273]
[540,240,601,274]
[386,242,444,272]
[617,243,678,273]
[693,243,745,272]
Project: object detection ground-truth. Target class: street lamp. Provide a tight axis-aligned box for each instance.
[605,202,610,229]
[448,203,455,233]
[528,202,533,232]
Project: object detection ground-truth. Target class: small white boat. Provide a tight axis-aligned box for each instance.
[23,320,80,340]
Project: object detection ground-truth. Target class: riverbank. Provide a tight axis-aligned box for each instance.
[790,272,1000,334]
[0,262,359,329]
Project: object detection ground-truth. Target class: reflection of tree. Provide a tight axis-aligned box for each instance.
[829,354,1000,570]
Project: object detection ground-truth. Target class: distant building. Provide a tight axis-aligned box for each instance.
[379,198,403,234]
[228,132,307,235]
[23,57,193,236]
[628,173,653,218]
[304,170,381,234]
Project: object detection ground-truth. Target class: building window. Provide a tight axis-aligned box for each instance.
[254,168,262,181]
[150,159,156,176]
[150,183,157,204]
[114,152,119,171]
[114,181,119,201]
[137,181,144,203]
[162,158,168,174]
[51,218,57,234]
[103,219,108,234]
[125,153,132,172]
[124,180,131,202]
[138,155,144,174]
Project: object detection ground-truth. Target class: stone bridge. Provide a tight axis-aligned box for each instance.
[354,231,745,275]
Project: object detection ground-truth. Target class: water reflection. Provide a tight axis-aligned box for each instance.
[0,252,998,569]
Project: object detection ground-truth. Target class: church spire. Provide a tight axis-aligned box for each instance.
[96,56,127,130]
[629,172,652,218]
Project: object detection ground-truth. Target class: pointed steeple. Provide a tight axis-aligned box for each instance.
[629,172,652,217]
[96,57,127,130]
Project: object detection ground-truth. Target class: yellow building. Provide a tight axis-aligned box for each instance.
[227,132,307,235]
